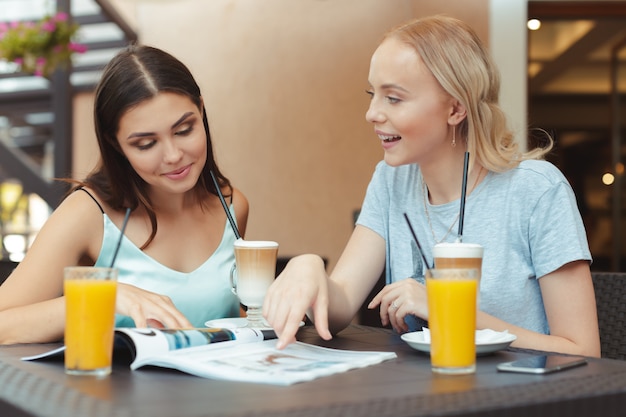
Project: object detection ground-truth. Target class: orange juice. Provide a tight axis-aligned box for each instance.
[426,271,477,374]
[64,268,117,376]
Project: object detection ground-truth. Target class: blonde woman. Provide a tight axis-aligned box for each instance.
[264,15,600,357]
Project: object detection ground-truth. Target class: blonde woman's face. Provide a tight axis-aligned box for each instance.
[366,37,456,168]
[116,92,207,197]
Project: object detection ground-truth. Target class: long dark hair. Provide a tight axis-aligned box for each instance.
[74,44,232,248]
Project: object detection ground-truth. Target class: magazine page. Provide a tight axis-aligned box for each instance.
[116,327,274,366]
[20,345,66,361]
[132,339,397,385]
[21,327,275,365]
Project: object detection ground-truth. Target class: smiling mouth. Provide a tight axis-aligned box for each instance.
[165,165,189,176]
[378,134,401,143]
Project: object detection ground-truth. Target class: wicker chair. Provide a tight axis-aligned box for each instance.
[592,272,626,360]
[0,260,18,286]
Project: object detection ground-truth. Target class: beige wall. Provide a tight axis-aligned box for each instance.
[74,0,489,270]
[490,0,527,148]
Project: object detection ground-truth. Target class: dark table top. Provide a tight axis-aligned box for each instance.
[1,324,626,417]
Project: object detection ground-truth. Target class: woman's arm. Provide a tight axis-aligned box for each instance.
[0,191,103,344]
[326,226,387,331]
[0,189,199,343]
[478,260,600,357]
[370,260,600,357]
[264,225,386,348]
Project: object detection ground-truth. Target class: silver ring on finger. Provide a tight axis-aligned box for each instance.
[391,299,399,310]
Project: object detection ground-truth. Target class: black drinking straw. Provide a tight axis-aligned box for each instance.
[456,151,470,242]
[110,207,131,268]
[209,170,241,240]
[403,213,432,270]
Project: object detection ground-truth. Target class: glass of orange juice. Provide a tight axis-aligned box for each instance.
[425,268,478,375]
[64,266,117,377]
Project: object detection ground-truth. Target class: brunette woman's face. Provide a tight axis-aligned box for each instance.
[116,92,207,196]
[365,37,456,167]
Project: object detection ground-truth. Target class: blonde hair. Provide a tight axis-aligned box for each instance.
[383,15,552,172]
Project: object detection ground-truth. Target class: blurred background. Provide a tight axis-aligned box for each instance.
[0,0,625,274]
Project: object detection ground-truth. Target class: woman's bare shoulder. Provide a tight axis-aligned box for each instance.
[231,187,249,208]
[231,187,249,237]
[51,188,104,222]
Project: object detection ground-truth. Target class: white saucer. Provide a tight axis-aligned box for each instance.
[401,330,517,356]
[205,317,305,331]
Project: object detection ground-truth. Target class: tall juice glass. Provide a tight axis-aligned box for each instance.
[426,268,478,375]
[64,266,117,376]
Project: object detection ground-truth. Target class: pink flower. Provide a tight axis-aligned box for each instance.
[41,21,56,32]
[69,43,88,53]
[34,57,46,76]
[54,12,68,22]
[1,12,82,77]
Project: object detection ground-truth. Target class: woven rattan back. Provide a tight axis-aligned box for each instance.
[0,260,18,286]
[592,272,626,360]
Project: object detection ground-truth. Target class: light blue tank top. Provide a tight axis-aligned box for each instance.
[94,209,240,328]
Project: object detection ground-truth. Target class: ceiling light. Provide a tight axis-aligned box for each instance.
[527,19,541,31]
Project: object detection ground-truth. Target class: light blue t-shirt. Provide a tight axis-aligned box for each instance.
[356,159,591,335]
[95,210,240,328]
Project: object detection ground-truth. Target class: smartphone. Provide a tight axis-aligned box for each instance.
[497,355,587,374]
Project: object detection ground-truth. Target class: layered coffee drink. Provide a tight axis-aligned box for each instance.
[232,240,279,308]
[433,242,483,304]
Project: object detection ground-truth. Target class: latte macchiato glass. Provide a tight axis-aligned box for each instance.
[433,242,483,304]
[230,239,279,327]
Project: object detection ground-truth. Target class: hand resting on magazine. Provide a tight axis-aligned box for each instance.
[116,283,192,329]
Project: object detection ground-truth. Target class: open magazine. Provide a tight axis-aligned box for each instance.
[22,327,397,385]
